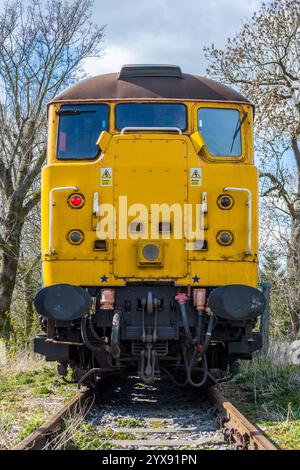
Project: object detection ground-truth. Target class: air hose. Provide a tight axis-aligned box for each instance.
[183,347,208,388]
[179,302,194,345]
[202,314,214,353]
[175,292,215,387]
[160,367,188,387]
[89,316,101,341]
[176,293,215,350]
[197,310,203,344]
[111,311,121,358]
[81,316,104,354]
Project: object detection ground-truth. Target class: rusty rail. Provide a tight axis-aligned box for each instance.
[211,388,278,450]
[14,387,91,450]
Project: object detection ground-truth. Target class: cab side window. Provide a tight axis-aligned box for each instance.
[198,108,242,157]
[57,104,109,160]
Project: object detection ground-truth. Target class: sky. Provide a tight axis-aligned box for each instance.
[86,0,262,76]
[0,0,262,76]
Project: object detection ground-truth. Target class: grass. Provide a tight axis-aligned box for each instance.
[223,355,300,449]
[0,352,77,449]
[117,417,143,428]
[64,422,136,450]
[17,418,45,441]
[0,353,140,450]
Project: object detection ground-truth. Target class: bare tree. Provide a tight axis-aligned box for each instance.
[204,0,300,337]
[12,204,41,345]
[0,0,105,338]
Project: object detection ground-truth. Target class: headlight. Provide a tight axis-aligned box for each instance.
[217,230,234,246]
[68,193,85,209]
[142,244,159,261]
[138,241,163,266]
[217,194,234,210]
[67,230,84,245]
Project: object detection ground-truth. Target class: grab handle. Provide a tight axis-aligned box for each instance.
[49,186,78,254]
[120,127,182,135]
[223,187,252,255]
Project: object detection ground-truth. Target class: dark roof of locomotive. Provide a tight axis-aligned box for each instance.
[51,71,250,104]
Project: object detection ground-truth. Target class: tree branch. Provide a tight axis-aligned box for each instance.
[259,171,296,218]
[23,190,41,217]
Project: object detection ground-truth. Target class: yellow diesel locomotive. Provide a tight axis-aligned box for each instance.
[34,65,265,387]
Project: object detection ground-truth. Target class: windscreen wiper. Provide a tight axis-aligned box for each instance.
[56,109,97,116]
[229,112,248,153]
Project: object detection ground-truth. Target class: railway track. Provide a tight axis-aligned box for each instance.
[15,378,278,451]
[14,387,91,450]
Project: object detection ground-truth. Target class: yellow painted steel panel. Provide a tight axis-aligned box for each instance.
[112,138,188,279]
[42,100,258,289]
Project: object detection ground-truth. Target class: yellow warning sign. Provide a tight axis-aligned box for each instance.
[101,168,112,187]
[190,167,202,186]
[102,170,111,179]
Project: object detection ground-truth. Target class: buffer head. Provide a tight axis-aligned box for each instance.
[207,285,266,321]
[35,284,92,321]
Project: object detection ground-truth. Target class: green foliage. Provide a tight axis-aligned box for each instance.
[33,385,53,396]
[64,422,134,450]
[259,249,289,339]
[18,418,44,440]
[117,417,143,428]
[261,250,284,282]
[0,358,77,449]
[259,419,300,450]
[232,356,300,409]
[98,428,135,440]
[14,370,39,385]
[225,355,300,449]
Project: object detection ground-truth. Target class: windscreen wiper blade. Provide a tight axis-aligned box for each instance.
[56,109,97,116]
[229,112,248,153]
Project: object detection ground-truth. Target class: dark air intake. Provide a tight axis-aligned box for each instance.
[118,64,183,80]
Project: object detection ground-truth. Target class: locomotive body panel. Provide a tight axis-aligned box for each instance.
[42,128,258,287]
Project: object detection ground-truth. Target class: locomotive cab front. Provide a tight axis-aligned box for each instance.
[34,65,265,387]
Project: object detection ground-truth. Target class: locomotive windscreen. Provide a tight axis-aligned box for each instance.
[115,102,187,131]
[198,108,243,157]
[57,104,109,160]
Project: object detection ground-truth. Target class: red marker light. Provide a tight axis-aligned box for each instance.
[69,194,84,208]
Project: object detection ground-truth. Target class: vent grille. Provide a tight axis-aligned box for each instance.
[118,64,183,80]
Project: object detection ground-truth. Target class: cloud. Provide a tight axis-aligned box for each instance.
[86,0,262,76]
[0,0,262,76]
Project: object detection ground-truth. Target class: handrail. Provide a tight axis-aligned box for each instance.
[49,186,78,254]
[223,187,252,255]
[120,127,182,135]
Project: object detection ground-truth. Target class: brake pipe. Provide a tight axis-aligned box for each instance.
[81,316,104,354]
[175,292,194,345]
[202,314,215,354]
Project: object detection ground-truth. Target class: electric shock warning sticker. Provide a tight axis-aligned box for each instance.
[101,168,112,186]
[190,168,202,186]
